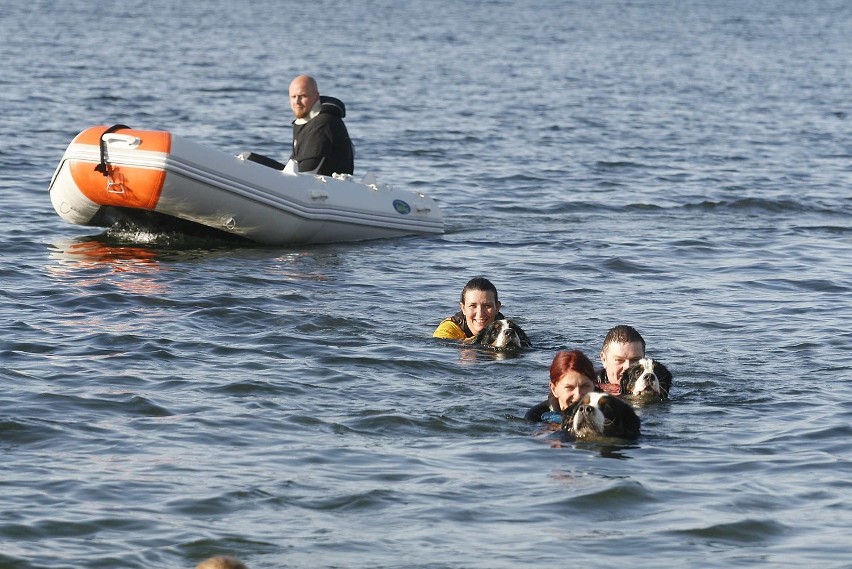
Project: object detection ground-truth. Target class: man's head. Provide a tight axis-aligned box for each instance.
[458,277,501,336]
[600,325,646,384]
[289,75,320,120]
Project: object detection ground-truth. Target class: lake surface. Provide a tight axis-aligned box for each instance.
[2,1,851,567]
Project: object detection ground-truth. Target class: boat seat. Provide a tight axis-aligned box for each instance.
[237,151,286,170]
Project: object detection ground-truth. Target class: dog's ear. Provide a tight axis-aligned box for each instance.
[466,325,492,346]
[654,361,673,397]
[605,396,641,439]
[613,413,641,439]
[655,361,673,384]
[618,365,635,393]
[508,320,532,347]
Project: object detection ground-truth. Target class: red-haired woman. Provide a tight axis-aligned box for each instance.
[525,349,599,423]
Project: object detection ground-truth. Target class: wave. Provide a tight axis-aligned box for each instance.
[683,197,847,215]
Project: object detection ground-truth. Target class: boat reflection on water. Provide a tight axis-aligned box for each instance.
[47,227,338,290]
[52,238,160,267]
[47,235,168,296]
[49,220,250,271]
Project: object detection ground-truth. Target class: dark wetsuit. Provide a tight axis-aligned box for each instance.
[525,394,562,423]
[525,386,605,423]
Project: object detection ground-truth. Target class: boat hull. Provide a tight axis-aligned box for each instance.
[49,126,444,245]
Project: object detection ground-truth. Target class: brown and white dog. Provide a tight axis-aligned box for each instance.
[562,392,641,440]
[462,319,532,350]
[619,358,672,401]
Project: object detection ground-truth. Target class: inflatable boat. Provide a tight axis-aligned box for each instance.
[48,125,444,244]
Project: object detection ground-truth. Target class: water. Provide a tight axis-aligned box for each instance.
[2,1,851,567]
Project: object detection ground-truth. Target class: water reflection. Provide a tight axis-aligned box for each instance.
[47,237,168,295]
[456,346,528,364]
[548,435,638,459]
[46,233,343,292]
[51,238,160,267]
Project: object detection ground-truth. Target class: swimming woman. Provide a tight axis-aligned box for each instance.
[526,349,598,423]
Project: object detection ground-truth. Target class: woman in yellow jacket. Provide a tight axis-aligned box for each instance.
[433,277,506,340]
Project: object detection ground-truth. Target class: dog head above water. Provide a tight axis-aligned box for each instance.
[619,358,672,401]
[562,392,641,440]
[463,319,532,350]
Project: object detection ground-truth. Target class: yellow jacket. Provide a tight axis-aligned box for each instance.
[432,310,505,340]
[432,319,467,340]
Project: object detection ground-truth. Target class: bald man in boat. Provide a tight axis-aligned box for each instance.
[288,75,355,176]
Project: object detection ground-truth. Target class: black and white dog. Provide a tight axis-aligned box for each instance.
[562,392,641,440]
[619,358,673,401]
[463,319,532,350]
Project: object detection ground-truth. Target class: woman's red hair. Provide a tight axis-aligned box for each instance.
[549,349,596,385]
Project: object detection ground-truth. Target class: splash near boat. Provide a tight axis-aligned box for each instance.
[48,125,444,244]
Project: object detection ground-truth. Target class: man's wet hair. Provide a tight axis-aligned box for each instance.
[601,325,645,352]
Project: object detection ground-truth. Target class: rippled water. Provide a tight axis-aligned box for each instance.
[2,1,851,568]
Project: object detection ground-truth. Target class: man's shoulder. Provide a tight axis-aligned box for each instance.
[313,113,344,126]
[295,114,343,140]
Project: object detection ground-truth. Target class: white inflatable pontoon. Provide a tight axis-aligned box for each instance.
[48,125,444,244]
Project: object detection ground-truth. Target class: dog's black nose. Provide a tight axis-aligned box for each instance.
[579,405,594,416]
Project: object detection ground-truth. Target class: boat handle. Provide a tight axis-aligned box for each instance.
[102,134,141,148]
[310,190,329,200]
[106,179,126,194]
[416,204,432,213]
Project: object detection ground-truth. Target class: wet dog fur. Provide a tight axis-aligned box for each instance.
[619,358,672,401]
[462,319,532,350]
[562,392,641,440]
